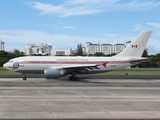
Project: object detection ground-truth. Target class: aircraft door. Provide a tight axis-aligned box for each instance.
[58,60,63,67]
[110,58,116,67]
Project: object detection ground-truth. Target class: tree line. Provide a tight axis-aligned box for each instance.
[0,50,24,67]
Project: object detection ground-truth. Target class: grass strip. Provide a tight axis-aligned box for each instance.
[0,70,21,75]
[97,70,160,76]
[0,68,160,75]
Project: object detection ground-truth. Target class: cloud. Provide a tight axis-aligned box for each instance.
[133,24,147,31]
[134,23,160,36]
[0,30,134,50]
[147,45,157,55]
[31,0,160,17]
[62,26,75,29]
[148,38,160,54]
[0,30,114,51]
[146,22,160,29]
[32,2,65,15]
[0,29,159,54]
[123,0,160,11]
[44,23,76,29]
[31,1,100,17]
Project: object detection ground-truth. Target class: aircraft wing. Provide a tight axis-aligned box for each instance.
[62,64,98,69]
[48,64,101,70]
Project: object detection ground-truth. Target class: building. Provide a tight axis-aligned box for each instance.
[22,43,52,55]
[10,48,18,53]
[85,41,131,55]
[101,44,113,55]
[112,44,126,54]
[21,41,131,56]
[0,39,5,51]
[51,48,73,56]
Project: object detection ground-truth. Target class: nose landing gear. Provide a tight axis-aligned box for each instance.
[22,73,27,80]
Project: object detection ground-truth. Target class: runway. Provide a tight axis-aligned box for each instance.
[0,77,160,119]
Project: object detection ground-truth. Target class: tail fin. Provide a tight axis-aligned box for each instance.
[115,31,152,57]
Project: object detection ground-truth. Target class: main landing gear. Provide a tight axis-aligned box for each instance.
[69,72,80,81]
[22,73,27,80]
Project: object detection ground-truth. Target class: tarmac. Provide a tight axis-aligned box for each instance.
[0,77,160,119]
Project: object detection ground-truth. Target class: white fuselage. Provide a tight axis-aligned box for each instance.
[3,56,138,74]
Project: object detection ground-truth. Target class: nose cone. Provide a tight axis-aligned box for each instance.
[3,63,11,70]
[3,63,14,71]
[3,63,7,68]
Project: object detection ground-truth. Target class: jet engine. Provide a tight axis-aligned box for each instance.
[44,69,66,79]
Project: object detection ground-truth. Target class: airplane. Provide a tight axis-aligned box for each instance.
[3,31,152,81]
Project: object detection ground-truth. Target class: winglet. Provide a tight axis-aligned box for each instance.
[115,31,152,57]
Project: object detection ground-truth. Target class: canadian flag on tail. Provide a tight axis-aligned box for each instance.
[132,44,138,48]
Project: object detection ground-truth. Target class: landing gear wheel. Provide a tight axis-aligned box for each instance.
[69,76,72,80]
[69,76,80,81]
[69,76,75,81]
[23,77,27,80]
[69,72,80,81]
[75,77,80,81]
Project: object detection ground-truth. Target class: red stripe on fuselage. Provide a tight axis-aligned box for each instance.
[18,60,129,64]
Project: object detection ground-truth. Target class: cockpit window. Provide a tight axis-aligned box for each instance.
[9,61,14,63]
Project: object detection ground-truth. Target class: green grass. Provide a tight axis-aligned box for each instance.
[97,71,160,76]
[122,68,160,71]
[96,68,160,76]
[0,70,20,75]
[0,68,160,75]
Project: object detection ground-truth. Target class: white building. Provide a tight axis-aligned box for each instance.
[100,44,113,54]
[0,39,5,51]
[112,44,126,54]
[85,41,131,55]
[22,43,52,55]
[51,48,73,56]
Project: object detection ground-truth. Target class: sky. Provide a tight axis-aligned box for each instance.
[0,0,160,54]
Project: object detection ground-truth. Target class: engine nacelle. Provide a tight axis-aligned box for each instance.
[44,69,66,79]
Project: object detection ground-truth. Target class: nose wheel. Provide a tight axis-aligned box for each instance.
[23,74,27,80]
